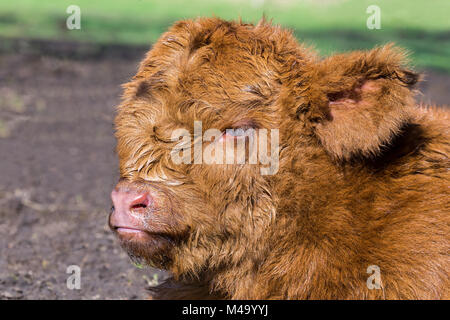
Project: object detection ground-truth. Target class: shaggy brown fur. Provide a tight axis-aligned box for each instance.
[113,18,450,299]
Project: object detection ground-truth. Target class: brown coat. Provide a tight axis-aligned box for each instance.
[114,18,450,299]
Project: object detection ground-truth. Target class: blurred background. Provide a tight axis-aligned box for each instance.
[0,0,449,299]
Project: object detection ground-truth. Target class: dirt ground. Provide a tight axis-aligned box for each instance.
[0,39,449,300]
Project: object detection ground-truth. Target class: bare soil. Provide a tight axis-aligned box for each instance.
[0,39,448,299]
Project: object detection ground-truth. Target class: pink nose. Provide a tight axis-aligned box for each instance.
[110,188,151,229]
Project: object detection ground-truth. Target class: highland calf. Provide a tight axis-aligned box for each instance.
[109,18,450,299]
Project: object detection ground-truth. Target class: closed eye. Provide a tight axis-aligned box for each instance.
[222,119,259,138]
[223,126,257,139]
[226,127,252,136]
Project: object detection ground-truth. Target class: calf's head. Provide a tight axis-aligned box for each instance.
[109,18,418,280]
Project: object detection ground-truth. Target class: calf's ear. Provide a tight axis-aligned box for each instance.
[298,45,420,161]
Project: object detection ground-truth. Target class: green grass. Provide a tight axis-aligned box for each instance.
[0,0,449,70]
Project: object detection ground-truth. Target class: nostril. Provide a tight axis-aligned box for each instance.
[129,193,150,211]
[111,188,152,214]
[131,203,147,210]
